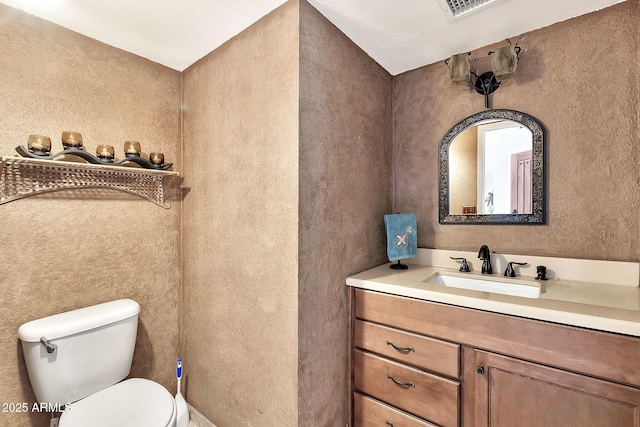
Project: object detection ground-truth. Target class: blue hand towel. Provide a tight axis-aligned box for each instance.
[384,213,417,261]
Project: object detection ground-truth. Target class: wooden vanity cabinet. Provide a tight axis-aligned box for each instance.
[350,288,640,427]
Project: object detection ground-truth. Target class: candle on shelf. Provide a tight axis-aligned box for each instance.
[124,141,141,157]
[62,131,83,149]
[149,152,164,166]
[96,144,115,162]
[27,135,52,155]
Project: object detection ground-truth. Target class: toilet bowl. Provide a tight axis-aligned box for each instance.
[59,379,176,427]
[18,299,177,427]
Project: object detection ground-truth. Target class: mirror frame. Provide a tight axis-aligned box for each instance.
[439,109,545,224]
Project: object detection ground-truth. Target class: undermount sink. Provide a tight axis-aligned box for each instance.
[425,273,541,299]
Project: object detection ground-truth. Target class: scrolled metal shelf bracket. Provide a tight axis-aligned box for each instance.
[0,156,178,209]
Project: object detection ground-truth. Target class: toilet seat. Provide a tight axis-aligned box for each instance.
[59,378,176,427]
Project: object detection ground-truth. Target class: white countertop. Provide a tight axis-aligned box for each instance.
[347,250,640,337]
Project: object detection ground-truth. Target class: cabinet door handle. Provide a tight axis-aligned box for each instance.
[386,341,415,353]
[387,374,415,388]
[385,421,394,427]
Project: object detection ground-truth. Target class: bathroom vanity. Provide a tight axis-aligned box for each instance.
[347,249,640,427]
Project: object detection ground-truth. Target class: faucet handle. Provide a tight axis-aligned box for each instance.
[504,261,528,277]
[450,257,470,272]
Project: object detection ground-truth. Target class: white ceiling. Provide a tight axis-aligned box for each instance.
[0,0,627,75]
[308,0,626,75]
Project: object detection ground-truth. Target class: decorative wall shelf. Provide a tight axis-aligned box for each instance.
[0,156,178,208]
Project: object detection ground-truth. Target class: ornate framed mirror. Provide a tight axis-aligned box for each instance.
[439,109,545,224]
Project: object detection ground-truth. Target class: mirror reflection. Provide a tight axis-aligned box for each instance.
[449,119,533,215]
[439,109,545,224]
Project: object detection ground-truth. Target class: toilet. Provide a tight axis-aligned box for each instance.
[18,299,177,427]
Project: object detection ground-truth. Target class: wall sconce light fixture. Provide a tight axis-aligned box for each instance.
[445,35,527,108]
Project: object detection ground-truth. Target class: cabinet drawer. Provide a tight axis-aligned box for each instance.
[354,393,437,427]
[355,319,459,379]
[354,350,459,427]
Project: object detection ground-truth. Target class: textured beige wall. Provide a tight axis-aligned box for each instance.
[393,0,640,262]
[181,2,299,426]
[298,1,392,425]
[0,5,182,427]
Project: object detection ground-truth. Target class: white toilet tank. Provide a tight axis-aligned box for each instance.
[18,299,140,405]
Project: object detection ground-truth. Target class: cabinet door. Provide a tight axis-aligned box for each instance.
[474,350,640,427]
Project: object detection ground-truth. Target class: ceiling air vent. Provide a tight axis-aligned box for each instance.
[436,0,503,22]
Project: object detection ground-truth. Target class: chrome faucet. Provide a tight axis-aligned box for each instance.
[478,245,493,274]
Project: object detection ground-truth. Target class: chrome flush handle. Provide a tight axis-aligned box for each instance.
[40,336,57,354]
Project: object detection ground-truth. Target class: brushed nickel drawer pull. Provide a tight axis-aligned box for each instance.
[386,341,415,353]
[387,374,415,388]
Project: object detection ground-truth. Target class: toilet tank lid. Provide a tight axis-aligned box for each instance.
[18,299,140,342]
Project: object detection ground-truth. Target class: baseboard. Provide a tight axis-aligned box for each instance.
[187,403,217,427]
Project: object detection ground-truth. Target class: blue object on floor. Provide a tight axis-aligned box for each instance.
[384,213,417,264]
